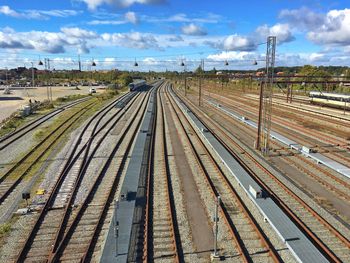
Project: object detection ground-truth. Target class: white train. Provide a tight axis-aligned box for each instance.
[309,91,350,110]
[128,79,146,91]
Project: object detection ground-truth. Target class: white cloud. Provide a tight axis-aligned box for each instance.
[167,13,220,23]
[143,57,161,65]
[255,23,295,44]
[88,11,138,25]
[60,27,97,38]
[0,5,20,17]
[307,9,350,46]
[88,19,126,25]
[204,23,294,52]
[36,10,81,18]
[0,27,98,54]
[101,32,161,49]
[204,34,256,51]
[181,23,207,36]
[168,35,184,42]
[0,5,80,20]
[278,7,350,48]
[81,0,166,10]
[125,11,138,24]
[279,7,325,31]
[207,51,257,61]
[223,35,256,51]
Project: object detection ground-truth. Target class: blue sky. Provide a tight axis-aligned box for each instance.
[0,0,350,71]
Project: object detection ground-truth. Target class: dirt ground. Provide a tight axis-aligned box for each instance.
[0,85,105,122]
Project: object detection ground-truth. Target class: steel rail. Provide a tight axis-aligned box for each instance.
[174,86,349,262]
[0,97,91,150]
[49,88,152,262]
[48,92,141,259]
[15,92,132,262]
[0,101,96,205]
[166,83,281,263]
[143,82,181,262]
[205,95,350,196]
[79,84,162,262]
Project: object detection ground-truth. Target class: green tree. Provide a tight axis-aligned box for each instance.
[195,65,203,74]
[118,73,133,86]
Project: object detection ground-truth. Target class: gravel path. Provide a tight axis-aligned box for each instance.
[164,90,240,262]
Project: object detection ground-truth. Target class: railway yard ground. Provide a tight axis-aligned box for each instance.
[0,80,349,263]
[0,85,105,123]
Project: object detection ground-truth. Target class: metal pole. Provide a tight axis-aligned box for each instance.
[212,196,220,258]
[199,75,202,106]
[31,62,34,88]
[5,67,8,84]
[184,66,187,96]
[114,200,119,257]
[256,81,264,150]
[199,59,203,106]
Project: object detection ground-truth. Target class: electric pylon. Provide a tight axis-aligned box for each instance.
[257,36,276,155]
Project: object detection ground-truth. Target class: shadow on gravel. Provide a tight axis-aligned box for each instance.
[0,97,24,101]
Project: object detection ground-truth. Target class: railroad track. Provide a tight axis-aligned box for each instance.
[272,94,350,120]
[166,84,281,262]
[12,91,143,262]
[205,93,350,166]
[143,83,181,262]
[48,89,152,262]
[206,93,349,150]
[174,86,350,262]
[228,90,350,125]
[194,96,350,229]
[202,96,350,203]
[0,97,91,151]
[0,94,132,219]
[202,99,350,202]
[0,100,96,213]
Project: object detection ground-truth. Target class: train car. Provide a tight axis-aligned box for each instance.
[309,91,350,110]
[128,79,146,91]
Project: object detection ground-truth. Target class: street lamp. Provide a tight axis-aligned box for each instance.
[90,59,96,91]
[30,62,35,89]
[181,59,186,96]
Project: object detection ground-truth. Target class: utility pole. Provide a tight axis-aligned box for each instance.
[114,200,119,257]
[199,59,204,106]
[5,67,8,85]
[78,55,82,71]
[256,36,276,155]
[181,59,187,96]
[31,62,34,88]
[44,58,53,102]
[184,64,187,96]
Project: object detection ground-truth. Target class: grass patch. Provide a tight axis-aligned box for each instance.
[55,94,88,104]
[0,115,25,137]
[33,129,46,141]
[4,99,95,181]
[0,223,11,238]
[0,94,94,139]
[5,93,120,183]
